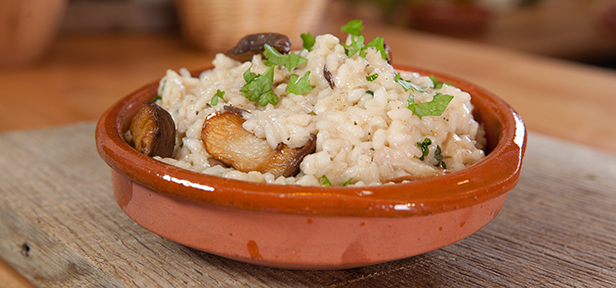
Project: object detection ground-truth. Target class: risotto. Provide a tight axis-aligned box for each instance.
[145,21,486,187]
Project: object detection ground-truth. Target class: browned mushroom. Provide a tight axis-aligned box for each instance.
[383,41,392,64]
[323,65,335,89]
[129,101,176,158]
[207,157,229,168]
[202,107,316,178]
[223,105,249,117]
[225,33,292,62]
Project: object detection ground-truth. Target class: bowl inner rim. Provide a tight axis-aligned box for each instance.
[96,65,526,218]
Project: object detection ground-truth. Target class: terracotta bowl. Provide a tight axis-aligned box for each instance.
[95,65,526,270]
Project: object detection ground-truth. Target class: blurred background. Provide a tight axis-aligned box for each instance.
[3,0,616,68]
[0,0,616,68]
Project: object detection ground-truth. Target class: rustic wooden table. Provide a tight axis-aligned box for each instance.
[1,18,615,287]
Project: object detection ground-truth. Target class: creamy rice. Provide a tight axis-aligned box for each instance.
[152,33,486,186]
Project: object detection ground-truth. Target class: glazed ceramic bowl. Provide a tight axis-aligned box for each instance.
[95,65,526,270]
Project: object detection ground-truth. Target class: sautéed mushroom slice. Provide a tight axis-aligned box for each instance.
[202,106,316,178]
[129,101,176,157]
[225,33,292,62]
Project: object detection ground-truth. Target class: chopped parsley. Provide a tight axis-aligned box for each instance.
[240,66,279,106]
[342,35,365,58]
[321,175,332,186]
[408,93,453,119]
[287,71,313,95]
[152,95,162,102]
[361,37,387,60]
[210,89,226,106]
[301,32,316,51]
[435,145,447,169]
[243,65,258,82]
[343,178,353,186]
[341,20,364,36]
[417,138,431,161]
[263,44,307,71]
[366,73,379,81]
[429,75,452,89]
[340,20,387,60]
[429,75,443,89]
[366,90,374,96]
[394,73,425,93]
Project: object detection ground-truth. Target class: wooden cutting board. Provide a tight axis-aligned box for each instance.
[0,123,614,287]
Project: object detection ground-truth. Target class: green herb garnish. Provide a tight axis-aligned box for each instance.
[360,37,387,60]
[243,65,258,82]
[240,66,279,106]
[340,20,387,60]
[343,178,353,186]
[301,32,316,51]
[263,44,307,71]
[366,73,379,81]
[152,95,162,102]
[435,145,447,169]
[210,89,226,106]
[342,35,364,58]
[366,90,374,96]
[417,138,431,161]
[321,175,332,186]
[408,93,453,119]
[394,73,425,93]
[430,75,448,89]
[341,20,364,36]
[287,71,313,95]
[429,75,442,89]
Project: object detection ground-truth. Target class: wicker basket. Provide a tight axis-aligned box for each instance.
[175,0,329,52]
[0,0,67,66]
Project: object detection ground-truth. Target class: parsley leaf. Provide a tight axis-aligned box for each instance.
[342,35,364,57]
[152,95,162,102]
[341,20,365,57]
[286,71,313,95]
[341,20,364,36]
[263,44,307,71]
[340,20,388,61]
[429,75,444,89]
[366,90,374,95]
[343,178,353,186]
[258,90,279,106]
[366,73,379,81]
[301,32,316,51]
[417,138,431,161]
[243,66,258,83]
[211,89,226,106]
[360,37,387,60]
[408,93,453,119]
[435,145,447,169]
[394,73,425,93]
[240,66,279,106]
[321,175,332,186]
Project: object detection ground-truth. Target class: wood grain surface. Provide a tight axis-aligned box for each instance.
[0,123,614,287]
